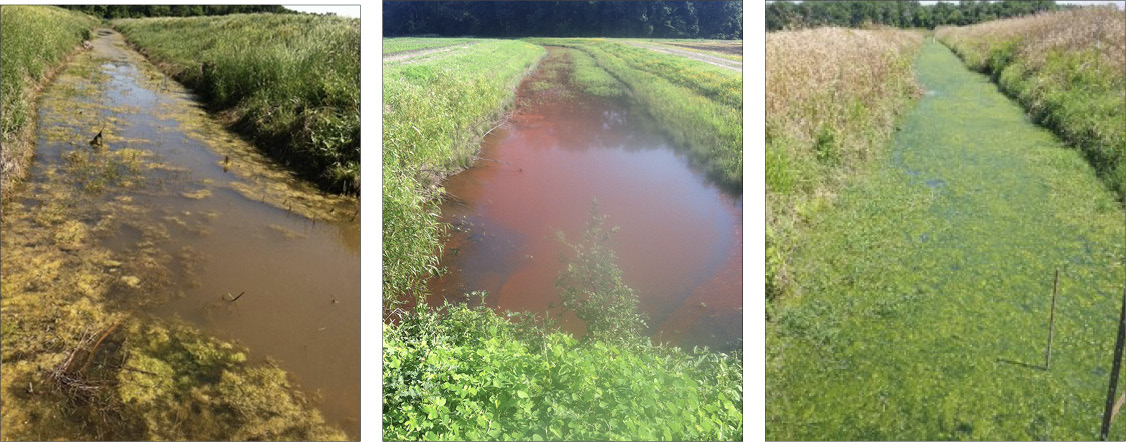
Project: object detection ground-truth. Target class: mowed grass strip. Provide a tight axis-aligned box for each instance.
[0,5,98,202]
[765,27,923,301]
[383,37,477,55]
[114,13,360,194]
[527,38,742,190]
[937,6,1126,200]
[383,40,544,303]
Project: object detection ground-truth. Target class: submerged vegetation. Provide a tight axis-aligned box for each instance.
[937,6,1126,200]
[0,5,98,202]
[767,37,1125,440]
[528,38,743,189]
[114,13,360,194]
[3,12,351,439]
[765,27,923,301]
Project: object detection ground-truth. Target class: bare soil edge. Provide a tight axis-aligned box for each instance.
[383,42,479,63]
[622,41,742,72]
[0,34,95,206]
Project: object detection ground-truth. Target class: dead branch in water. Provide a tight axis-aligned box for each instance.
[225,291,245,303]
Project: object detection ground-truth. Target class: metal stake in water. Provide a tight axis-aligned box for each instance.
[1045,269,1059,370]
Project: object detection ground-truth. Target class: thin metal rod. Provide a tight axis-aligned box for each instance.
[1099,285,1126,440]
[1045,269,1059,370]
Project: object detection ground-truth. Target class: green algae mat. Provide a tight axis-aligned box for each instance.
[766,40,1125,440]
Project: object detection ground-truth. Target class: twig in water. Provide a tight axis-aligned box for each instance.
[225,291,245,303]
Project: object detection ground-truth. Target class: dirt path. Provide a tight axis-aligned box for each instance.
[383,43,477,63]
[623,41,741,72]
[767,41,1125,439]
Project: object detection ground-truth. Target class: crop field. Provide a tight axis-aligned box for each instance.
[115,13,360,193]
[937,6,1126,200]
[642,39,743,61]
[0,5,98,202]
[383,37,478,55]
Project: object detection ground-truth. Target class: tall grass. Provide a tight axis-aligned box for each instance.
[937,7,1126,200]
[114,14,360,194]
[528,38,743,189]
[0,5,98,203]
[765,27,923,301]
[383,40,544,304]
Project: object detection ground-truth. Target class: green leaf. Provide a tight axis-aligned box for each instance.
[517,390,529,399]
[532,433,544,441]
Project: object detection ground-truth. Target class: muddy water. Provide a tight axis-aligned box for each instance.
[19,30,360,437]
[428,48,742,350]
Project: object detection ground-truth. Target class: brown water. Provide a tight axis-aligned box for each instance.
[428,48,742,350]
[19,30,360,437]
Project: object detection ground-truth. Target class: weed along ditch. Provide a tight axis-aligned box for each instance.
[425,47,743,351]
[0,27,359,439]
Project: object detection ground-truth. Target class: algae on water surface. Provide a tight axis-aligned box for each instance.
[767,41,1126,440]
[1,29,351,440]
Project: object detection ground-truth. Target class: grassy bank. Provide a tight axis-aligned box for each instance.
[937,6,1126,200]
[383,40,544,303]
[114,13,360,194]
[0,5,98,203]
[765,27,923,301]
[527,38,743,190]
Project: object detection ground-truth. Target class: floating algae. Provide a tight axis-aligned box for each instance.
[1,29,355,439]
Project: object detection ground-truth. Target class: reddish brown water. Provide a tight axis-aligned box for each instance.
[428,48,742,350]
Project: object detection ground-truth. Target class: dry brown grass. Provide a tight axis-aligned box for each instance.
[937,6,1125,79]
[765,27,923,300]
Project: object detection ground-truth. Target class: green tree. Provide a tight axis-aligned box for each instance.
[555,201,646,346]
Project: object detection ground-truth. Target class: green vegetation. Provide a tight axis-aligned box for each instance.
[384,304,742,441]
[383,37,477,55]
[114,13,360,193]
[383,40,544,304]
[527,38,742,189]
[0,5,98,202]
[938,6,1126,200]
[765,27,923,301]
[767,40,1125,440]
[61,5,292,19]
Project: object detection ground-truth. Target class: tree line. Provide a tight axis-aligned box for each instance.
[58,5,294,20]
[383,1,743,39]
[767,1,1062,31]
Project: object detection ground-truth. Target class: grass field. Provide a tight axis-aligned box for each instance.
[937,6,1126,201]
[0,5,98,203]
[765,27,924,301]
[383,37,477,55]
[114,13,360,194]
[383,40,545,304]
[527,38,743,190]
